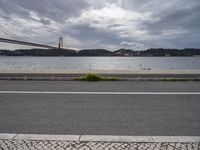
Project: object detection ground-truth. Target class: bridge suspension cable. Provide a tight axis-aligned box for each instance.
[0,38,57,49]
[0,24,25,41]
[0,24,64,49]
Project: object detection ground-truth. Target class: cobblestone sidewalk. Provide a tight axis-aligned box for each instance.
[0,139,200,150]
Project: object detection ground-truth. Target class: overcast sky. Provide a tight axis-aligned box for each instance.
[0,0,200,50]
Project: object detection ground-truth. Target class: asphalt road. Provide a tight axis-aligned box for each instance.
[0,81,200,136]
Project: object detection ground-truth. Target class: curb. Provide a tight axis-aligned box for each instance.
[0,72,200,81]
[0,77,200,81]
[0,134,200,143]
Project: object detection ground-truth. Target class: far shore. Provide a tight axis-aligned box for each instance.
[1,69,200,74]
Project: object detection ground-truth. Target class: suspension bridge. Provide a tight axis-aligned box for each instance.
[0,37,64,50]
[0,38,59,49]
[0,24,64,50]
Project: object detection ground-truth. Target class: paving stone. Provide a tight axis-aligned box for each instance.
[0,139,199,150]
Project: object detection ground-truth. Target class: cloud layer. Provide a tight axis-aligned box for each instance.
[0,0,200,50]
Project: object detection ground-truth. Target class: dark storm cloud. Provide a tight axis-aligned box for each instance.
[144,2,200,33]
[0,0,200,50]
[0,0,89,22]
[139,0,200,48]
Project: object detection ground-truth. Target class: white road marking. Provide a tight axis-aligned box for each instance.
[0,91,200,95]
[0,133,200,142]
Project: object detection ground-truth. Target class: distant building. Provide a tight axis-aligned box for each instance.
[165,54,171,57]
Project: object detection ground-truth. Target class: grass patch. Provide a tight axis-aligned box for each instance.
[75,73,119,81]
[161,78,195,81]
[83,73,102,81]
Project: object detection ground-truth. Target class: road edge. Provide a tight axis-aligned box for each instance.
[0,134,200,143]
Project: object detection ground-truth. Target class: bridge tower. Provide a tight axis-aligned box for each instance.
[58,37,63,49]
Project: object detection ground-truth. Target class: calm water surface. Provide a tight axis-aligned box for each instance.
[0,56,200,71]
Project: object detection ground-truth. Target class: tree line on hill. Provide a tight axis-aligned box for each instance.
[0,48,200,57]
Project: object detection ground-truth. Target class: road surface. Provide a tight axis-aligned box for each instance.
[0,81,200,135]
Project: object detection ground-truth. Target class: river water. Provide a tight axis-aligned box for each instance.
[0,56,200,71]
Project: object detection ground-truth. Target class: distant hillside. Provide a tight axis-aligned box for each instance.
[139,48,200,56]
[77,49,116,56]
[0,48,200,56]
[114,48,200,56]
[0,49,77,56]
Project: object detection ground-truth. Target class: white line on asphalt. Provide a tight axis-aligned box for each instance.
[0,91,200,95]
[0,133,200,142]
